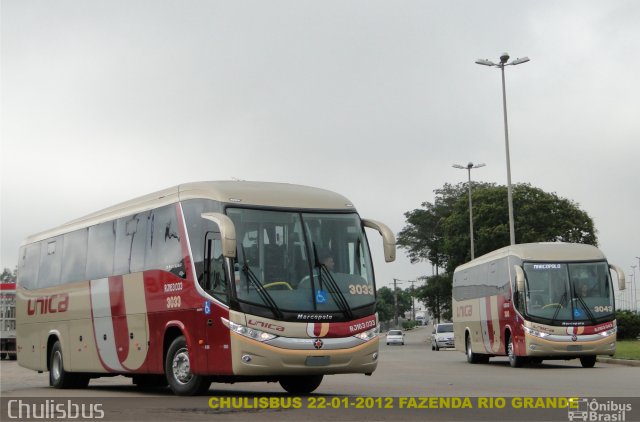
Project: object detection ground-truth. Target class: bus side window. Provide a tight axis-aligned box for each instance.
[86,221,116,280]
[114,213,148,275]
[19,243,40,290]
[145,205,184,277]
[61,228,88,283]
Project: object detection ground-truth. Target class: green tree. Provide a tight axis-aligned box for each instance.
[1,267,17,283]
[415,274,452,323]
[399,182,597,273]
[616,310,640,340]
[376,286,412,323]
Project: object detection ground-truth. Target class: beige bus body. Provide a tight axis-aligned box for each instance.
[453,243,624,367]
[16,181,395,394]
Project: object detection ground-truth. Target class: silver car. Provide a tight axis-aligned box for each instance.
[386,329,405,346]
[431,323,454,350]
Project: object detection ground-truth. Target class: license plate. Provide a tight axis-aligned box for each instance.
[305,356,330,366]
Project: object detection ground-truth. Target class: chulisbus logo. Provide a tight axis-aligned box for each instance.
[568,398,632,421]
[7,399,104,419]
[27,293,69,316]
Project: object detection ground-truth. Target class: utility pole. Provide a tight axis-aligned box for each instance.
[408,279,417,321]
[392,278,403,328]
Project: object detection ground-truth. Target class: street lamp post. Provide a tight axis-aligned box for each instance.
[635,257,640,313]
[631,265,637,313]
[453,162,486,260]
[392,278,403,328]
[476,52,530,245]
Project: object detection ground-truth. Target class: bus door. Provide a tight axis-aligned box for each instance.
[202,231,232,374]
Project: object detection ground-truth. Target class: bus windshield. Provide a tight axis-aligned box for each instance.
[227,208,375,317]
[523,261,614,323]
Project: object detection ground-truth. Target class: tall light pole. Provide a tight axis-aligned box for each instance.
[453,162,486,259]
[635,257,640,313]
[392,278,404,328]
[631,265,637,313]
[476,52,530,245]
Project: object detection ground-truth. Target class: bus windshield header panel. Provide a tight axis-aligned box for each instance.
[523,261,614,324]
[227,208,375,321]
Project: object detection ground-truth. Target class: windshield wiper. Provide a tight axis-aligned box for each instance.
[319,264,354,319]
[551,292,567,324]
[240,246,283,319]
[574,294,597,324]
[312,244,353,319]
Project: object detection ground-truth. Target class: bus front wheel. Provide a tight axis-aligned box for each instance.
[165,336,211,396]
[279,375,323,394]
[49,341,89,389]
[507,335,526,368]
[579,356,596,368]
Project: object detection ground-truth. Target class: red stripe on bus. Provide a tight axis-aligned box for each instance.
[484,297,495,351]
[109,276,130,364]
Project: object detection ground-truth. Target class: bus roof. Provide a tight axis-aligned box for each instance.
[454,242,606,273]
[22,181,356,246]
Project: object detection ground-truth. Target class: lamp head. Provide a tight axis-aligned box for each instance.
[475,58,495,66]
[511,56,531,66]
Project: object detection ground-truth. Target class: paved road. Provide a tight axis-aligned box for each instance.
[1,327,638,421]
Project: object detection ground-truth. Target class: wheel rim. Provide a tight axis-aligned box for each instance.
[507,339,515,361]
[52,350,62,381]
[466,337,472,359]
[172,347,192,384]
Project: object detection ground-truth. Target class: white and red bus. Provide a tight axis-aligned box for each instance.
[16,181,396,395]
[452,243,625,368]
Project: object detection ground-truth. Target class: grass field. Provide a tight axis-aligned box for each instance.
[611,340,640,360]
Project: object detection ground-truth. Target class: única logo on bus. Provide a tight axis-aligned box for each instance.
[27,294,69,316]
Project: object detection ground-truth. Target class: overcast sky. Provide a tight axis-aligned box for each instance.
[1,1,639,309]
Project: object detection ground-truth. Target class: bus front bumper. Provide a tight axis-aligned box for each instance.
[228,333,379,376]
[523,329,616,357]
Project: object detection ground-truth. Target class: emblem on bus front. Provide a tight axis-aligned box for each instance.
[313,339,324,349]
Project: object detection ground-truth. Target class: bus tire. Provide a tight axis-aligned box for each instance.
[507,335,525,368]
[579,356,596,368]
[465,334,479,363]
[279,375,324,394]
[49,341,89,389]
[165,336,211,396]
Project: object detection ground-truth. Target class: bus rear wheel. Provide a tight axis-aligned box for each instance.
[466,334,489,364]
[49,341,89,389]
[579,356,596,368]
[165,336,211,396]
[279,375,324,394]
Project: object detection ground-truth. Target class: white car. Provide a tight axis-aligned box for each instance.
[386,329,405,346]
[431,323,454,350]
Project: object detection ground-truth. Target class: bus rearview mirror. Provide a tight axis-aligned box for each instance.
[201,213,237,258]
[362,219,396,262]
[513,265,525,292]
[609,264,626,291]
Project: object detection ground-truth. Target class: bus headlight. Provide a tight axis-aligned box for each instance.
[353,326,379,342]
[221,317,277,342]
[599,327,617,337]
[523,326,549,338]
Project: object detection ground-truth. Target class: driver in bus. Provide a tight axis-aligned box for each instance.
[578,283,589,298]
[321,253,335,271]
